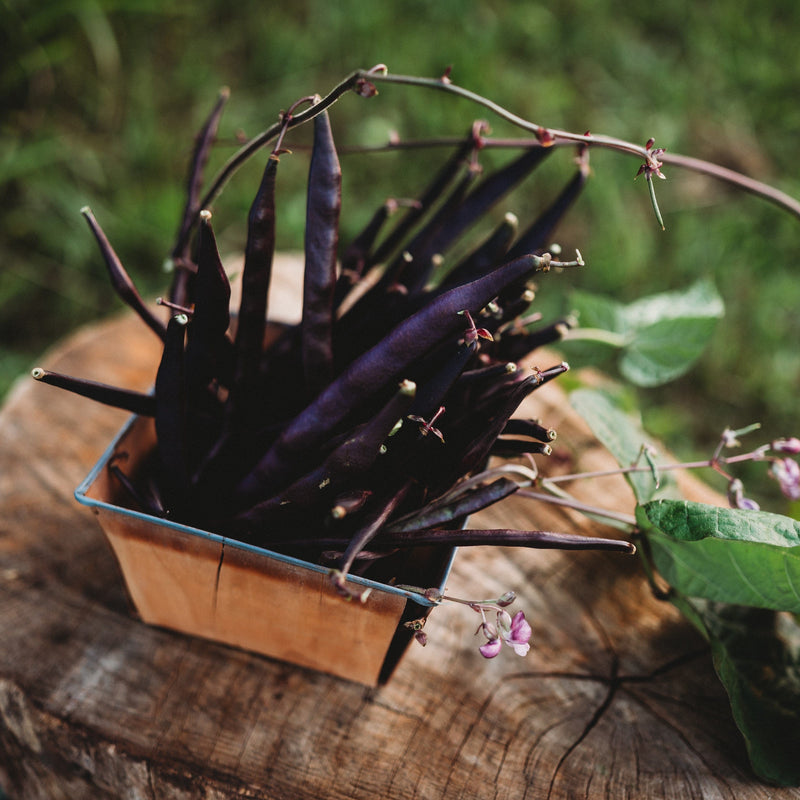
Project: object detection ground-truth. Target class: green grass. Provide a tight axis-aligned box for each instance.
[2,0,799,502]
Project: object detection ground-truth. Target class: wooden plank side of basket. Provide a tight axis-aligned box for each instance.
[78,413,440,687]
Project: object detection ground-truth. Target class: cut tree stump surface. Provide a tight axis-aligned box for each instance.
[2,273,798,798]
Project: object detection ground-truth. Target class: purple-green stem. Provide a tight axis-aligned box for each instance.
[192,65,800,236]
[397,586,513,612]
[362,72,800,221]
[541,450,767,487]
[469,429,782,531]
[347,133,800,221]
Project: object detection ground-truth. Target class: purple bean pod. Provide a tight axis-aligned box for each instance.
[367,125,483,269]
[492,164,590,311]
[229,154,278,426]
[154,313,190,510]
[435,212,518,293]
[236,253,548,502]
[302,110,341,395]
[30,367,156,417]
[372,527,636,553]
[407,338,478,419]
[430,372,541,491]
[81,207,168,341]
[489,438,553,457]
[265,527,635,556]
[171,86,231,300]
[379,169,478,295]
[333,200,392,308]
[384,477,519,533]
[494,318,574,362]
[506,161,591,262]
[185,211,232,398]
[404,145,551,291]
[232,379,417,526]
[109,463,165,518]
[502,418,557,442]
[335,481,413,582]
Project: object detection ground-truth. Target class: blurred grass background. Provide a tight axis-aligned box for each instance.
[2,0,799,503]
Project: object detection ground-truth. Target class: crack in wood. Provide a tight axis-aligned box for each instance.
[213,540,225,616]
[519,612,711,799]
[623,691,741,799]
[545,654,620,800]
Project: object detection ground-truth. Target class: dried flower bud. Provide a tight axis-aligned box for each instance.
[423,587,444,602]
[536,127,555,147]
[478,620,498,641]
[496,590,516,607]
[355,78,378,98]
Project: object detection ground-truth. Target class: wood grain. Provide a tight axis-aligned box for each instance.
[1,269,798,798]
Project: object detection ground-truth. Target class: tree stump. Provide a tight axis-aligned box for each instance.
[1,264,798,799]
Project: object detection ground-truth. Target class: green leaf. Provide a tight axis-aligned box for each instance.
[560,290,625,366]
[570,388,674,503]
[621,278,724,329]
[638,500,800,612]
[568,289,624,335]
[564,279,724,386]
[619,280,724,386]
[670,597,800,786]
[619,314,721,386]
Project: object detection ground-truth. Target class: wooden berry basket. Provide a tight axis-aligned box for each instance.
[75,413,455,686]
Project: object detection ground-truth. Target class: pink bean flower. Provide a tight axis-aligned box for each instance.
[772,438,800,455]
[478,610,532,658]
[771,458,800,501]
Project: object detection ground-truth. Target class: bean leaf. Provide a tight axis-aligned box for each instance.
[570,388,673,503]
[638,500,800,612]
[669,596,800,786]
[565,279,724,386]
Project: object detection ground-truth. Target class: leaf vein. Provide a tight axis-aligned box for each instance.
[726,548,770,606]
[655,539,713,592]
[783,554,800,606]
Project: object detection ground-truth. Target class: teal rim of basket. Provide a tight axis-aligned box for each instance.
[75,415,455,609]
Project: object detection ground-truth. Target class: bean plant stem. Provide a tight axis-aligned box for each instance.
[516,489,638,526]
[192,65,800,245]
[343,134,800,222]
[542,451,763,485]
[363,70,800,220]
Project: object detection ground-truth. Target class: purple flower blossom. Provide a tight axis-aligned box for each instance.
[770,458,800,500]
[772,438,800,455]
[479,637,503,658]
[500,610,532,656]
[738,497,761,511]
[478,610,532,658]
[727,478,760,511]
